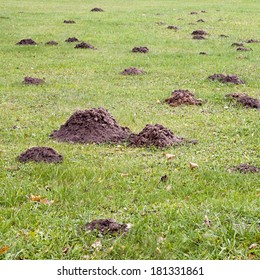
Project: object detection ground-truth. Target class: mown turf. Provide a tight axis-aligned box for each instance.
[0,0,259,260]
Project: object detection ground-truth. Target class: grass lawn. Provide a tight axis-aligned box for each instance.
[0,0,259,260]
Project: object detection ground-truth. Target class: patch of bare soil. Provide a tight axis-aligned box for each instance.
[16,38,37,45]
[226,93,260,109]
[45,41,58,45]
[191,30,208,35]
[85,219,129,235]
[74,42,96,49]
[64,20,75,24]
[165,89,203,107]
[65,37,79,43]
[51,108,130,144]
[192,35,206,40]
[167,25,179,30]
[132,46,149,53]
[121,67,145,75]
[228,164,260,174]
[208,74,245,84]
[23,77,44,85]
[129,124,186,149]
[237,47,252,51]
[91,8,104,12]
[18,147,63,163]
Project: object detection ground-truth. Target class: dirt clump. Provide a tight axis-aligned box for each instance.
[51,107,130,144]
[208,74,245,84]
[18,147,63,163]
[74,42,96,49]
[16,38,37,45]
[199,52,207,55]
[121,67,145,75]
[45,41,58,45]
[192,35,206,40]
[246,39,259,43]
[237,47,252,51]
[64,20,75,24]
[228,164,260,174]
[23,76,45,85]
[191,30,208,35]
[85,219,129,235]
[165,89,203,107]
[190,12,198,15]
[129,124,186,149]
[231,43,244,47]
[226,93,260,109]
[167,25,179,30]
[197,19,205,22]
[91,8,104,12]
[132,46,149,53]
[65,37,79,43]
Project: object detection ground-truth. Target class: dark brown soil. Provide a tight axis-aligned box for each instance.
[191,30,208,35]
[85,219,128,235]
[165,89,203,107]
[132,46,149,53]
[121,67,145,75]
[64,20,75,24]
[228,164,260,174]
[208,74,245,84]
[23,76,45,85]
[226,93,260,109]
[74,42,96,49]
[237,47,252,51]
[197,19,205,22]
[231,43,244,47]
[51,108,130,144]
[246,39,259,43]
[16,38,37,45]
[18,147,63,163]
[199,52,207,55]
[192,35,206,40]
[65,37,79,43]
[129,124,186,149]
[45,41,58,45]
[91,8,104,12]
[167,25,179,30]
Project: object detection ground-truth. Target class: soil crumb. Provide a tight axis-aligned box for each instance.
[132,46,149,53]
[74,42,96,49]
[208,74,245,84]
[165,89,203,107]
[226,93,260,109]
[16,38,37,45]
[45,41,58,45]
[23,76,44,85]
[121,67,145,75]
[167,25,179,30]
[18,147,63,163]
[51,107,130,144]
[129,124,186,149]
[85,219,129,235]
[64,20,75,24]
[91,8,104,12]
[65,37,79,43]
[237,47,252,51]
[192,35,206,40]
[191,30,208,35]
[228,164,260,174]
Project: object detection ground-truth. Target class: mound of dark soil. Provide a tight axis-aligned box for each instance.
[16,38,37,45]
[65,37,79,43]
[129,124,185,149]
[132,46,149,53]
[237,47,252,51]
[18,147,63,163]
[74,41,96,49]
[226,93,260,109]
[191,30,208,35]
[121,67,145,75]
[165,89,203,107]
[167,25,179,30]
[228,164,260,174]
[91,7,104,12]
[246,39,259,43]
[51,107,130,144]
[231,43,244,47]
[197,19,205,22]
[64,20,75,24]
[45,41,58,45]
[192,35,206,40]
[85,219,128,235]
[23,76,45,85]
[208,74,245,84]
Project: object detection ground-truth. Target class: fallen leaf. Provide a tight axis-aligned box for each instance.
[165,153,176,160]
[156,100,161,104]
[121,173,129,177]
[30,195,41,202]
[204,215,211,227]
[248,243,258,250]
[40,198,54,205]
[190,162,199,170]
[0,245,9,254]
[156,247,161,253]
[62,247,69,254]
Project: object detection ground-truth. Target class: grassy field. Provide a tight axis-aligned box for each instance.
[0,0,259,260]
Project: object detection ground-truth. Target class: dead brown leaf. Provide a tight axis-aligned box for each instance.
[29,195,54,205]
[248,243,258,250]
[190,162,199,170]
[165,153,176,160]
[0,245,9,254]
[204,215,211,227]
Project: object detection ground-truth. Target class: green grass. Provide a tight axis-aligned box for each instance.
[0,0,259,260]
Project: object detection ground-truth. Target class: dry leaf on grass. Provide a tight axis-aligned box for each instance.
[190,162,199,170]
[204,215,211,227]
[0,245,9,254]
[29,195,54,205]
[248,243,257,250]
[165,153,176,160]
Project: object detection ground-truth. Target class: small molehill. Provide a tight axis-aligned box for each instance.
[165,89,203,107]
[167,25,179,30]
[65,37,79,43]
[191,30,208,36]
[91,8,104,12]
[237,47,252,51]
[132,46,149,53]
[18,147,63,163]
[228,164,260,174]
[85,219,129,235]
[64,20,76,24]
[226,93,260,109]
[129,124,186,149]
[23,77,44,85]
[74,42,96,49]
[121,67,145,75]
[45,41,58,45]
[208,74,245,84]
[192,35,206,40]
[16,38,37,45]
[51,107,130,144]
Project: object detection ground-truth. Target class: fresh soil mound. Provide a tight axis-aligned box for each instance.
[121,67,145,75]
[74,41,96,49]
[237,47,252,51]
[51,107,130,144]
[192,35,206,40]
[23,76,44,85]
[191,30,208,35]
[45,41,58,45]
[16,38,37,45]
[165,89,203,107]
[85,219,128,235]
[167,25,179,30]
[132,46,149,53]
[208,74,245,84]
[64,20,75,24]
[91,7,104,12]
[129,124,186,149]
[231,43,244,47]
[65,37,79,43]
[228,164,260,174]
[18,147,63,163]
[226,93,260,109]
